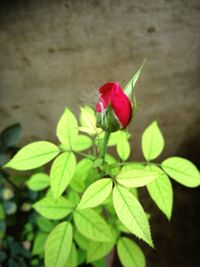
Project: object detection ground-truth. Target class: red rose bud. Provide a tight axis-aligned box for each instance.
[96,82,132,132]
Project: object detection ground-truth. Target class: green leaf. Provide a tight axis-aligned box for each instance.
[108,131,130,146]
[87,241,114,263]
[73,209,113,242]
[33,196,73,220]
[70,158,94,192]
[0,203,5,220]
[32,232,48,255]
[117,138,130,161]
[91,259,106,267]
[142,121,164,161]
[56,108,78,148]
[27,173,50,191]
[36,216,55,232]
[147,165,173,220]
[113,185,153,247]
[67,191,80,206]
[79,106,101,135]
[72,135,92,151]
[122,163,145,171]
[105,154,120,176]
[45,221,73,267]
[78,179,112,209]
[124,60,145,98]
[64,243,77,267]
[50,152,76,200]
[0,221,6,238]
[115,219,131,234]
[74,230,90,250]
[1,123,22,148]
[5,141,60,170]
[161,157,200,187]
[117,237,146,267]
[77,248,86,266]
[116,168,158,187]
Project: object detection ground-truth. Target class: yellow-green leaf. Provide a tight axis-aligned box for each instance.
[117,237,146,267]
[33,196,73,220]
[45,222,73,267]
[56,108,78,148]
[5,141,60,170]
[116,169,157,187]
[77,179,112,209]
[73,209,113,243]
[50,152,76,199]
[161,157,200,187]
[72,135,92,151]
[113,185,153,247]
[142,121,164,161]
[27,173,50,191]
[147,165,173,220]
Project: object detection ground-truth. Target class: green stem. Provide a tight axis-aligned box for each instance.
[100,131,111,160]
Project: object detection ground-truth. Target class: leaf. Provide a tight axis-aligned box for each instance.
[116,168,158,188]
[74,230,90,250]
[72,135,92,151]
[70,158,94,192]
[0,221,6,238]
[32,232,48,255]
[115,219,131,234]
[113,185,153,247]
[161,157,200,187]
[33,196,73,220]
[77,248,86,266]
[64,243,77,267]
[45,221,73,267]
[77,179,112,209]
[1,123,22,148]
[147,165,173,220]
[87,241,114,263]
[50,152,76,200]
[79,106,101,135]
[117,138,130,161]
[0,203,5,220]
[122,163,145,171]
[142,121,164,161]
[108,131,130,146]
[105,154,120,176]
[5,141,60,170]
[56,108,78,148]
[117,237,146,267]
[27,173,50,191]
[36,216,55,232]
[91,259,106,267]
[124,60,146,98]
[67,191,80,206]
[73,209,113,242]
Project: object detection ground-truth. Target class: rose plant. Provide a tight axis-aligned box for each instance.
[3,64,200,267]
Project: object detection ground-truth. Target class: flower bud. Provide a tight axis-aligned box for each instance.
[96,82,132,132]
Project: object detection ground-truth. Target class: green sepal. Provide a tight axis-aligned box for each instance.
[96,106,121,133]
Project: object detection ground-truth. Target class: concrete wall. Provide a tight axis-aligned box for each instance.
[0,0,200,161]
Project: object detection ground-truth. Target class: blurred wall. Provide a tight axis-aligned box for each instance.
[0,0,200,160]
